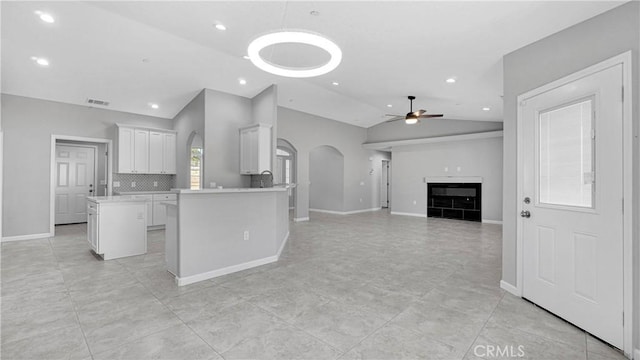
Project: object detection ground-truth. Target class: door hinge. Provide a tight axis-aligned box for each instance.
[621,86,624,102]
[590,129,595,139]
[622,199,624,213]
[622,312,624,325]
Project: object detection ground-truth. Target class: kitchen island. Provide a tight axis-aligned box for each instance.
[165,187,290,286]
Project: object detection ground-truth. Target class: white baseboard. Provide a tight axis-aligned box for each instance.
[344,207,381,215]
[500,280,521,296]
[390,211,426,218]
[276,231,290,258]
[309,207,381,215]
[176,255,278,286]
[309,208,344,215]
[482,219,503,225]
[176,231,290,286]
[293,217,309,222]
[2,232,52,242]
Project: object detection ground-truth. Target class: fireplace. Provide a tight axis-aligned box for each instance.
[427,182,481,222]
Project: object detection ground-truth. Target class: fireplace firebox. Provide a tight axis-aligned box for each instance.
[427,183,481,222]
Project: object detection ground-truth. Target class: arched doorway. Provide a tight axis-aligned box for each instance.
[277,138,297,219]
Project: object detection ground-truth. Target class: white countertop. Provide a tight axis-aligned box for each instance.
[114,190,177,195]
[176,186,289,194]
[87,195,148,203]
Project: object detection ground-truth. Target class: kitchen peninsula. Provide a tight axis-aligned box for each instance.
[165,186,290,286]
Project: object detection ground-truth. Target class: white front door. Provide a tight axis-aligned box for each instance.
[55,145,96,224]
[520,64,623,348]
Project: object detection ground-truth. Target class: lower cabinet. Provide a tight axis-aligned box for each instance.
[131,193,177,228]
[87,199,147,260]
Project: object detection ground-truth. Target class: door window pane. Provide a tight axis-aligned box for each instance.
[538,99,594,208]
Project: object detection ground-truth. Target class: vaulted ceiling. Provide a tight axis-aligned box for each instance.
[1,1,625,127]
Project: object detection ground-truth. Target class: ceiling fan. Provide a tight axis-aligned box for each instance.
[385,96,443,124]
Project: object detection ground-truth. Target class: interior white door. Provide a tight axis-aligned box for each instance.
[520,64,623,348]
[381,160,389,208]
[55,145,96,224]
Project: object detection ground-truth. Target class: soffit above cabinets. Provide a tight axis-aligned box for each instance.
[1,1,626,128]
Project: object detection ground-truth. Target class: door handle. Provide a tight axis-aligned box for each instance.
[520,210,531,218]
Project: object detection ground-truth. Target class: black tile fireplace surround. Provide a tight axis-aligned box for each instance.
[427,182,481,222]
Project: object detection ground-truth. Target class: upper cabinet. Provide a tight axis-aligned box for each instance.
[149,131,176,174]
[116,125,176,174]
[239,124,272,174]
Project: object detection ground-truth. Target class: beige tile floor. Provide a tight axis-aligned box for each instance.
[1,211,627,359]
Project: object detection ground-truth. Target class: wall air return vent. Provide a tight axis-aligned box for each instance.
[86,98,110,107]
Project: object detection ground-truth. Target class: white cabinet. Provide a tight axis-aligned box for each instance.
[86,198,147,260]
[149,132,177,174]
[239,124,272,174]
[152,193,177,226]
[131,193,177,227]
[116,125,176,174]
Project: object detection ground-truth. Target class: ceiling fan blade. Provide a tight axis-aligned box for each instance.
[417,114,444,118]
[385,116,405,122]
[415,109,427,116]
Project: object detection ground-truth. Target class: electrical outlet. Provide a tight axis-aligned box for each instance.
[153,181,158,187]
[413,200,417,205]
[457,166,461,172]
[243,231,249,241]
[444,167,449,172]
[131,181,136,188]
[359,181,365,186]
[359,198,363,203]
[113,181,120,187]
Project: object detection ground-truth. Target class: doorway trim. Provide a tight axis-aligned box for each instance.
[50,135,113,236]
[514,51,632,355]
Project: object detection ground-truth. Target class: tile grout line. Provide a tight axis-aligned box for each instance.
[46,235,95,360]
[460,290,506,360]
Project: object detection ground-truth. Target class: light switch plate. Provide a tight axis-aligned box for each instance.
[131,181,136,188]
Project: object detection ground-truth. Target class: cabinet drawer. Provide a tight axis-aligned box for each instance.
[131,195,153,201]
[153,194,177,201]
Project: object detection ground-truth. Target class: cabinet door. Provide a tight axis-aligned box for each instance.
[148,131,164,174]
[117,127,135,173]
[163,133,177,174]
[240,127,259,174]
[87,204,99,253]
[134,130,149,173]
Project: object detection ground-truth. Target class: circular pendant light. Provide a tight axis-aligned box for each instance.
[247,30,342,78]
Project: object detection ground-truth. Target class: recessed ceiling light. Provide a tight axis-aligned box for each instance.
[387,104,393,108]
[215,23,226,31]
[247,30,342,78]
[332,81,339,86]
[31,56,49,66]
[149,103,159,109]
[482,107,491,111]
[446,78,456,83]
[239,78,247,85]
[35,11,55,24]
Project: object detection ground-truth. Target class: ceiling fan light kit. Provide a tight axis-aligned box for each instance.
[386,95,444,124]
[247,30,342,78]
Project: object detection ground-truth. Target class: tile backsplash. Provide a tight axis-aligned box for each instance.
[113,173,175,192]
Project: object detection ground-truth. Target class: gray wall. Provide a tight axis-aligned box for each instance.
[203,89,253,189]
[173,91,205,189]
[367,118,503,143]
[502,1,639,349]
[309,145,345,212]
[391,137,503,222]
[277,107,389,220]
[1,94,173,237]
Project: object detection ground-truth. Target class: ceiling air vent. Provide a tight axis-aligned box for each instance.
[86,98,110,106]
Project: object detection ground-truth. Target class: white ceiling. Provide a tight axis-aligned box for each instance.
[1,1,625,128]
